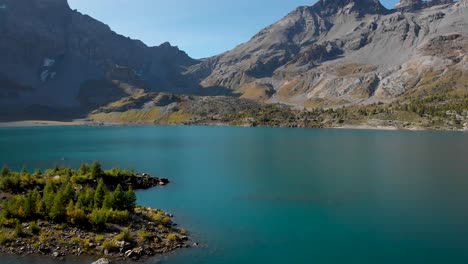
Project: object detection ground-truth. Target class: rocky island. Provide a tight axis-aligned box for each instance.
[0,162,189,261]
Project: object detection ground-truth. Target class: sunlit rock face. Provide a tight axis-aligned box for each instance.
[188,0,467,107]
[307,0,388,16]
[395,0,423,11]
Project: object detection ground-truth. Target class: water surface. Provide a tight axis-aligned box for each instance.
[0,126,467,264]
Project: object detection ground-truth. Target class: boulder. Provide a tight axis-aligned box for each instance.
[125,246,144,258]
[159,178,170,185]
[91,258,111,264]
[118,241,133,252]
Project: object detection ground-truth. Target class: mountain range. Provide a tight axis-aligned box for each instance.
[0,0,466,126]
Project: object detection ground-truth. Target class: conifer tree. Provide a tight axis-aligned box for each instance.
[94,178,106,209]
[43,182,55,215]
[125,187,137,211]
[103,192,114,209]
[62,182,75,203]
[80,163,90,175]
[113,184,126,210]
[91,161,102,179]
[1,165,9,177]
[49,191,66,222]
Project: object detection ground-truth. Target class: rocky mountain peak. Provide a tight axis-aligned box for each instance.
[188,0,467,109]
[311,0,388,16]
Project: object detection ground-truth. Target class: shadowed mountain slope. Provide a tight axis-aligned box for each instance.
[0,0,200,115]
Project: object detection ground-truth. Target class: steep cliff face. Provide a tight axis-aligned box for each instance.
[188,0,467,107]
[0,0,198,111]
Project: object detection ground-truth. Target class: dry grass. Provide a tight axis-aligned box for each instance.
[276,80,303,99]
[166,111,193,124]
[334,63,377,77]
[407,69,468,97]
[89,108,161,124]
[239,83,274,101]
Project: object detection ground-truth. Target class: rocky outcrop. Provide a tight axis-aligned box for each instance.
[395,0,423,11]
[311,0,388,16]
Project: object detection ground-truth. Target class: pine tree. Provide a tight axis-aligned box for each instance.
[91,161,102,179]
[36,197,45,217]
[75,198,84,211]
[124,187,137,211]
[66,200,75,219]
[94,178,106,209]
[80,163,90,175]
[33,169,42,176]
[82,187,95,211]
[24,191,38,219]
[102,193,114,209]
[62,182,75,203]
[43,182,55,215]
[49,192,66,222]
[1,165,9,177]
[113,184,126,210]
[21,166,28,175]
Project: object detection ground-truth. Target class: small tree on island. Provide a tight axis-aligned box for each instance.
[1,165,9,177]
[91,161,103,179]
[94,178,106,209]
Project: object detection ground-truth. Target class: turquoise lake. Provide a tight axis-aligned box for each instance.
[0,126,467,264]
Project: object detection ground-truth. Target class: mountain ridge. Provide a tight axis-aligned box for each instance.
[0,0,466,126]
[188,0,466,108]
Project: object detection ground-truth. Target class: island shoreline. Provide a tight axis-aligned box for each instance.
[0,164,191,262]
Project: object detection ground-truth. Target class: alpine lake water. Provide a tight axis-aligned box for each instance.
[0,125,467,264]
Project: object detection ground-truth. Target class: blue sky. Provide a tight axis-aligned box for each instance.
[68,0,400,59]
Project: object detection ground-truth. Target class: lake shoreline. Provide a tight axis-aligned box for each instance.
[0,120,466,132]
